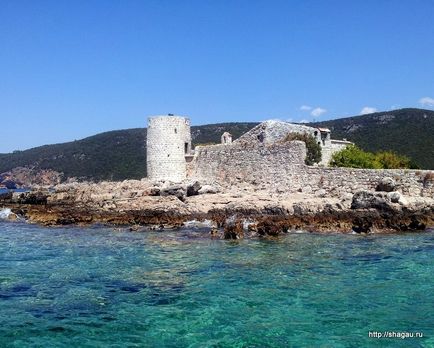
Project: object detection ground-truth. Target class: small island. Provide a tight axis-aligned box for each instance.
[1,115,432,237]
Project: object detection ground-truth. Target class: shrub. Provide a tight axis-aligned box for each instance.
[284,133,322,165]
[331,145,413,169]
[374,151,411,169]
[330,145,381,169]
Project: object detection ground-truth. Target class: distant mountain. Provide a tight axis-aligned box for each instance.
[0,123,257,181]
[0,108,432,183]
[309,108,434,169]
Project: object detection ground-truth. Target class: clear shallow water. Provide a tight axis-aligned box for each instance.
[0,222,433,347]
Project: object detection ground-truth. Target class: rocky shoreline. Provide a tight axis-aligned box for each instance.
[0,178,433,239]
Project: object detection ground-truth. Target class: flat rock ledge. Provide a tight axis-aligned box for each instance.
[1,179,433,239]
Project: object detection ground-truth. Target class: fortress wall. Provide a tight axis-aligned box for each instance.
[188,140,434,197]
[188,141,307,189]
[298,167,434,197]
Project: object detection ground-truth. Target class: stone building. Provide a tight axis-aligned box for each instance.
[146,115,192,182]
[146,116,351,182]
[234,120,352,165]
[145,115,433,198]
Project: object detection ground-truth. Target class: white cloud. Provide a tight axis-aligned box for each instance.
[360,106,377,115]
[299,119,309,124]
[311,107,326,117]
[262,117,293,123]
[300,105,312,111]
[263,118,283,122]
[419,97,434,107]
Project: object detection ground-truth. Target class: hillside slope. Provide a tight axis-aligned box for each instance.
[310,108,434,169]
[0,123,257,181]
[1,108,433,183]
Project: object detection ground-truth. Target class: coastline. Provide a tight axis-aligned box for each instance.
[1,179,433,238]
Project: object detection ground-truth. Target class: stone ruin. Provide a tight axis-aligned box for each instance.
[146,115,433,198]
[146,115,351,181]
[234,120,352,165]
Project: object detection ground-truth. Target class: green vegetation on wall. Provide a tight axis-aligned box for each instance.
[284,133,322,165]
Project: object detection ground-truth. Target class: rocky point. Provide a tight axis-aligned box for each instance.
[1,177,433,239]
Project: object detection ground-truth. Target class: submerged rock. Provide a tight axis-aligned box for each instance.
[224,216,244,239]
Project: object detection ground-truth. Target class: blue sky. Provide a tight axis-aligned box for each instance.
[1,0,433,153]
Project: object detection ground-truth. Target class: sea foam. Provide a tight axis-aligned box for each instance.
[0,208,12,219]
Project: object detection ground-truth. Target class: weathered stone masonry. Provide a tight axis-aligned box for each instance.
[146,115,433,198]
[301,167,434,197]
[189,141,306,188]
[147,115,192,182]
[188,141,434,197]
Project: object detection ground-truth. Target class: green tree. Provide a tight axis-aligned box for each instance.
[284,133,322,165]
[330,144,381,169]
[331,145,414,169]
[374,151,411,169]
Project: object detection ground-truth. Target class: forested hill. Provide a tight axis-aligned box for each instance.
[0,108,433,182]
[310,108,434,169]
[0,123,258,181]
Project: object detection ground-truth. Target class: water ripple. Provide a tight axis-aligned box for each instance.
[0,222,433,347]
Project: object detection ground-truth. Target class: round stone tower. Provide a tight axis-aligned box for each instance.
[146,115,191,182]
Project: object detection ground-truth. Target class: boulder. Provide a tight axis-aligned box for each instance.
[224,216,244,239]
[352,216,373,233]
[198,185,220,195]
[256,220,283,236]
[376,177,396,192]
[387,191,408,206]
[186,181,202,197]
[7,212,18,221]
[10,191,49,205]
[160,184,186,201]
[147,187,160,196]
[351,190,391,210]
[316,189,327,197]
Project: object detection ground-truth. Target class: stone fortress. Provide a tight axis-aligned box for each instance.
[147,114,352,180]
[146,115,433,198]
[1,113,432,233]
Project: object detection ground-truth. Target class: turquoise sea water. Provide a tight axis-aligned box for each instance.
[0,221,433,347]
